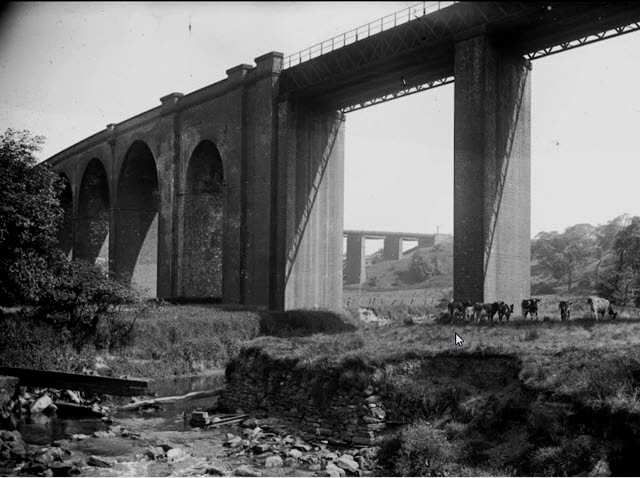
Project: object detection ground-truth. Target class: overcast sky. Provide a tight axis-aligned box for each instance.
[1,2,640,243]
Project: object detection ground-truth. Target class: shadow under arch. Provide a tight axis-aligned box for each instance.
[56,173,73,257]
[114,141,159,297]
[181,140,224,299]
[76,158,110,268]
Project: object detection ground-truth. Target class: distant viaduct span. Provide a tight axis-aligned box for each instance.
[47,2,640,310]
[343,230,451,285]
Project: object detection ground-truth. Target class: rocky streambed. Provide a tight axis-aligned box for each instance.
[0,373,381,477]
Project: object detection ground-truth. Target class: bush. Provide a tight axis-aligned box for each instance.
[38,259,141,352]
[409,253,434,283]
[259,309,358,337]
[0,312,94,373]
[392,421,454,476]
[531,282,556,295]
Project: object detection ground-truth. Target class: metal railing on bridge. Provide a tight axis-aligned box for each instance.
[283,1,457,70]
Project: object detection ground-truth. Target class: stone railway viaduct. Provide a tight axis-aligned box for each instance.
[47,2,640,310]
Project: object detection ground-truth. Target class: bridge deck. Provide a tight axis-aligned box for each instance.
[280,2,640,111]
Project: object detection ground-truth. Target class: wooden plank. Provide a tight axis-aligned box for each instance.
[0,367,149,396]
[118,389,222,411]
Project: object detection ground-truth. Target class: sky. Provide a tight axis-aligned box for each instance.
[1,2,640,247]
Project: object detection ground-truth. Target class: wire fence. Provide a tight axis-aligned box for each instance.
[283,1,457,69]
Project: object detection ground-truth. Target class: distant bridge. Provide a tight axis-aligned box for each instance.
[343,230,451,285]
[47,2,640,310]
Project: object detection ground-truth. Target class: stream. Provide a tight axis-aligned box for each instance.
[16,371,242,477]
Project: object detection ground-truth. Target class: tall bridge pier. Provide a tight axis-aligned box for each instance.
[453,35,531,306]
[47,3,640,310]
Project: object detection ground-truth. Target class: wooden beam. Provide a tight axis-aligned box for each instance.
[0,367,149,396]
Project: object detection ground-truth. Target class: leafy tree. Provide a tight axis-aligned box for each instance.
[597,216,640,306]
[366,248,384,266]
[409,252,433,282]
[531,224,597,292]
[0,128,141,352]
[594,214,630,279]
[0,128,65,305]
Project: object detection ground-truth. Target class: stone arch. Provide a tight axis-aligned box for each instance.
[114,141,159,296]
[56,173,74,257]
[181,140,225,298]
[76,158,110,269]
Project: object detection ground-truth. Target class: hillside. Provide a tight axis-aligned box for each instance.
[345,234,601,295]
[345,236,454,291]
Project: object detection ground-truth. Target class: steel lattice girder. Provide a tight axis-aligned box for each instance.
[278,2,640,113]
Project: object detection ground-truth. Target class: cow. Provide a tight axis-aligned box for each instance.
[464,304,475,321]
[476,302,501,326]
[521,298,541,320]
[447,300,471,323]
[497,302,514,323]
[587,296,617,321]
[559,301,572,321]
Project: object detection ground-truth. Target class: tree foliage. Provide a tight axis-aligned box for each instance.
[531,224,597,291]
[0,128,65,305]
[597,216,640,306]
[0,128,141,352]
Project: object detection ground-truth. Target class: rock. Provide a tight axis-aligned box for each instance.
[42,469,54,477]
[69,434,90,441]
[87,455,113,468]
[589,459,611,477]
[241,417,259,428]
[49,463,76,477]
[308,463,322,471]
[324,452,338,461]
[92,430,116,438]
[167,447,184,462]
[288,449,303,459]
[206,465,228,476]
[243,426,262,438]
[252,443,271,454]
[191,411,210,427]
[64,391,81,404]
[324,462,346,477]
[144,446,166,460]
[224,436,243,448]
[264,455,283,468]
[31,395,55,414]
[337,456,359,473]
[293,442,312,452]
[283,457,298,468]
[233,465,261,477]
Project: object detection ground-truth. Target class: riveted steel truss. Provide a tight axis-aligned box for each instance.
[525,21,640,60]
[280,2,534,93]
[339,76,454,114]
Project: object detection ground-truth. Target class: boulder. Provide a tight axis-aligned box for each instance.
[337,456,359,473]
[167,447,184,462]
[31,395,56,414]
[324,462,346,477]
[288,449,303,459]
[87,455,113,468]
[589,459,611,477]
[233,465,261,477]
[252,443,271,454]
[264,455,283,468]
[144,446,166,460]
[206,465,228,476]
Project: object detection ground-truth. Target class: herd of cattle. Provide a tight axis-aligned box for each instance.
[447,296,618,325]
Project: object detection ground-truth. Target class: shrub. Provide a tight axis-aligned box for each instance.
[259,309,358,337]
[393,421,454,476]
[409,253,433,283]
[531,282,556,295]
[38,259,141,352]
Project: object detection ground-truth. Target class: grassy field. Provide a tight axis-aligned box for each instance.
[240,312,640,475]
